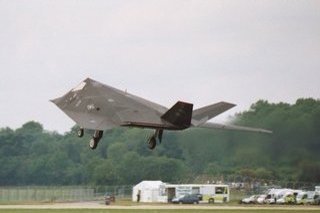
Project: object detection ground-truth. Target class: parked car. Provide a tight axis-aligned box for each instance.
[265,188,285,204]
[299,192,320,205]
[296,191,311,205]
[277,193,296,204]
[313,194,320,205]
[172,194,200,204]
[256,194,267,204]
[241,195,258,204]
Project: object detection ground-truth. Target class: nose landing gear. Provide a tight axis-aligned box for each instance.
[77,128,84,137]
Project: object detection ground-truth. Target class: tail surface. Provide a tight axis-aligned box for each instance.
[192,102,235,126]
[161,101,193,129]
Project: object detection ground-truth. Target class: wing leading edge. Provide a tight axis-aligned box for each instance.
[51,78,168,130]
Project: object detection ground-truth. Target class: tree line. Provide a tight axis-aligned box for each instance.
[0,98,319,186]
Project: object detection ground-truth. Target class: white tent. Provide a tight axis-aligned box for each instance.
[132,180,167,203]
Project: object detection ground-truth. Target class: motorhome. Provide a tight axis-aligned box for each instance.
[166,184,229,204]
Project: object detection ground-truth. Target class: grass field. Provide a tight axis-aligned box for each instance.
[0,209,320,213]
[0,199,319,213]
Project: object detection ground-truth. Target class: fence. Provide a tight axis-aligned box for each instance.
[0,185,133,203]
[0,187,92,202]
[93,185,133,198]
[1,182,318,203]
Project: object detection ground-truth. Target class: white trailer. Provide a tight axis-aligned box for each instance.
[165,184,229,204]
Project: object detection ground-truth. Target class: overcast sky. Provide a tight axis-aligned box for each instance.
[0,0,319,133]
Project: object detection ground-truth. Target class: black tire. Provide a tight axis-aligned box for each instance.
[89,138,98,149]
[209,198,214,204]
[148,136,157,150]
[77,128,84,137]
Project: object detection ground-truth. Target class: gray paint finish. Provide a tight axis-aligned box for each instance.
[52,78,271,134]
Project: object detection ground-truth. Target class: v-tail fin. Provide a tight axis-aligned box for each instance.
[161,101,193,129]
[192,102,235,126]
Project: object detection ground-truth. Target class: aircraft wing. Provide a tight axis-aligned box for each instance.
[51,78,168,130]
[199,122,272,134]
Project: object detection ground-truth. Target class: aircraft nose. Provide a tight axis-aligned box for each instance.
[50,96,63,105]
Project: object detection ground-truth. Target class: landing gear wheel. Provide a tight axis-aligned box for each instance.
[148,136,157,150]
[89,138,99,149]
[89,130,103,150]
[77,128,84,137]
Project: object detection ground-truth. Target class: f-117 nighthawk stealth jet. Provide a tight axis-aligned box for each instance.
[51,78,271,150]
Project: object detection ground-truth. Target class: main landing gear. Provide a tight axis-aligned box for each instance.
[147,129,163,150]
[89,130,103,149]
[77,128,103,150]
[77,127,162,150]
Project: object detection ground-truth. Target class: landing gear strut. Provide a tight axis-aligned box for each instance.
[147,129,163,150]
[89,130,103,150]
